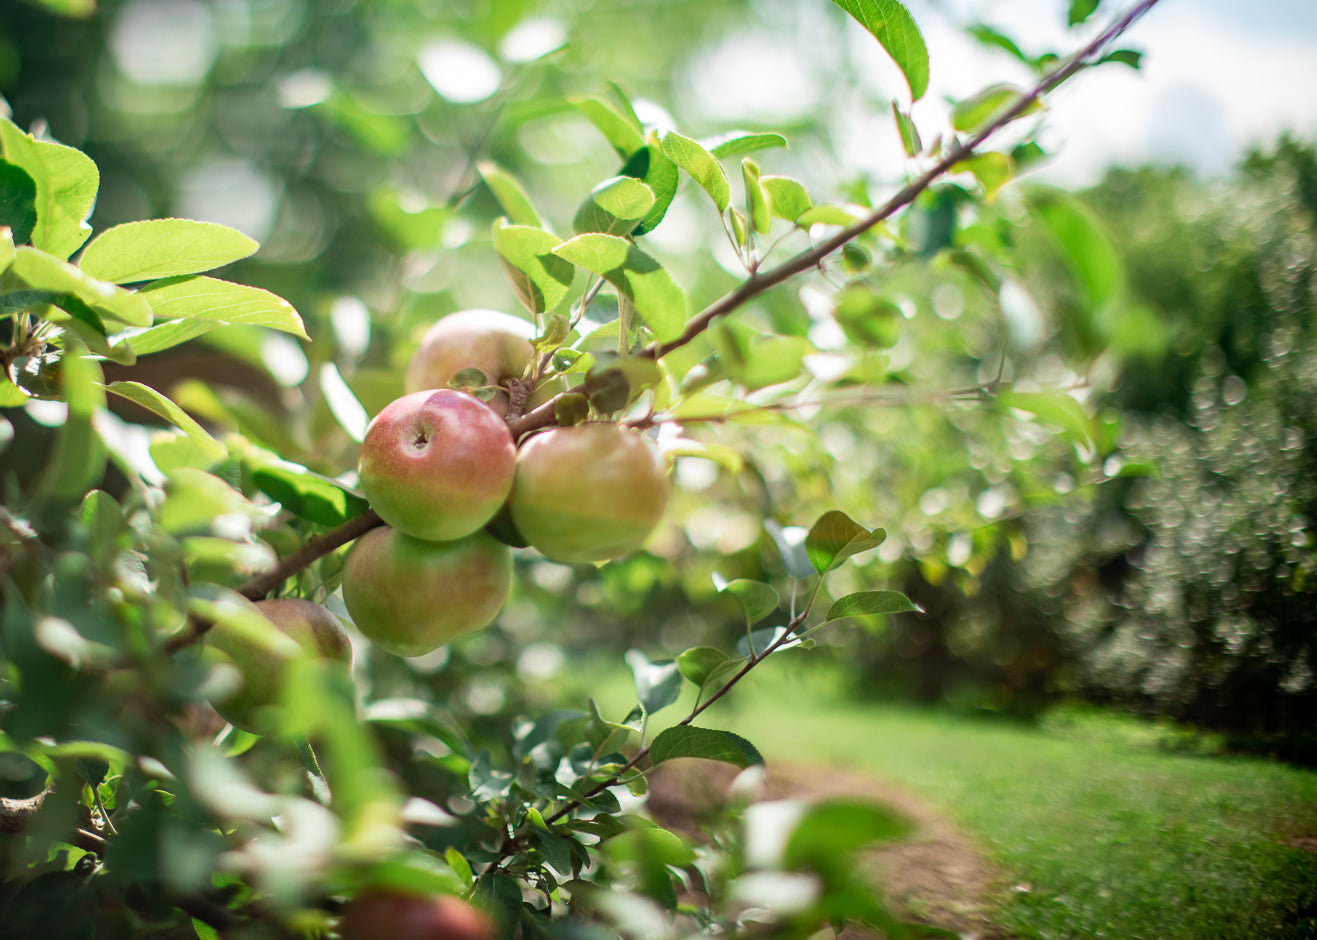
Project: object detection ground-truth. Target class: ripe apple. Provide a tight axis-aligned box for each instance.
[406,309,535,417]
[340,889,493,940]
[341,525,512,657]
[205,597,352,733]
[358,389,517,543]
[508,423,669,564]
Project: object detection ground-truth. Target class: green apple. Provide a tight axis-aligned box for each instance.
[205,597,352,733]
[341,526,512,657]
[358,389,517,542]
[406,309,535,418]
[340,889,493,940]
[508,423,670,564]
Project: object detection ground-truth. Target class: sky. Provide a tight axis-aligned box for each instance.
[910,0,1317,184]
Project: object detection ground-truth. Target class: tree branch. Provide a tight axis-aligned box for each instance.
[237,509,383,602]
[638,0,1163,363]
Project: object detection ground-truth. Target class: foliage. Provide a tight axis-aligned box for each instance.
[0,0,1175,937]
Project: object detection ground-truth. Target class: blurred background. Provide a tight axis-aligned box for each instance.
[4,0,1317,762]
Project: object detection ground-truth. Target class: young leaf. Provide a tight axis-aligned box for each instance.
[104,381,226,461]
[891,101,923,157]
[619,139,679,236]
[704,131,789,159]
[761,175,813,224]
[825,590,918,623]
[1068,0,1101,26]
[716,577,780,627]
[1099,49,1143,70]
[0,117,99,260]
[572,98,646,158]
[648,726,763,769]
[0,160,37,246]
[659,132,731,212]
[11,247,152,326]
[741,159,771,235]
[806,510,886,575]
[951,84,1042,133]
[492,220,575,315]
[953,151,1014,201]
[675,647,732,688]
[77,219,259,284]
[478,162,543,229]
[998,388,1096,449]
[573,176,656,237]
[625,649,682,718]
[965,24,1032,67]
[551,233,687,342]
[829,0,929,102]
[137,275,308,337]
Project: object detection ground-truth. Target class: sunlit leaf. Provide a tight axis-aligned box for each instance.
[77,219,258,284]
[551,233,686,342]
[649,726,763,768]
[704,131,789,159]
[1068,0,1101,26]
[953,151,1014,201]
[675,647,731,688]
[478,162,543,229]
[659,132,731,212]
[35,343,105,507]
[891,101,922,157]
[625,649,682,717]
[0,160,37,246]
[829,0,929,101]
[572,98,645,158]
[1028,190,1123,309]
[761,175,813,223]
[951,84,1042,133]
[619,139,678,236]
[999,388,1096,449]
[104,381,226,461]
[806,510,886,575]
[136,275,307,337]
[573,176,655,237]
[492,220,574,315]
[0,117,99,260]
[11,247,152,326]
[825,590,918,623]
[741,159,771,235]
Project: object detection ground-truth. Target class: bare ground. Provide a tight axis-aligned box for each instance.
[647,760,1014,940]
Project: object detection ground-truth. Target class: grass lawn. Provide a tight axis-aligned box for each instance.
[572,654,1317,940]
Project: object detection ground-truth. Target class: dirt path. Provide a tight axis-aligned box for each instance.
[647,760,1013,940]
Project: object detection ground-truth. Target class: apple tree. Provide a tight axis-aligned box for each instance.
[0,0,1161,936]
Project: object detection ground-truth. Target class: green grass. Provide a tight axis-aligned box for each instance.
[570,655,1317,940]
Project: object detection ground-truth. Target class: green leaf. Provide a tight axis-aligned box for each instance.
[951,84,1042,133]
[712,320,812,390]
[998,389,1096,449]
[11,247,152,327]
[104,381,226,461]
[571,98,645,158]
[806,510,886,575]
[492,220,575,315]
[1068,0,1101,26]
[784,798,911,869]
[573,176,655,237]
[953,151,1014,201]
[675,647,731,689]
[891,101,922,157]
[0,118,99,260]
[551,234,686,342]
[741,159,771,235]
[796,204,864,227]
[659,132,731,213]
[705,132,789,159]
[35,343,106,507]
[966,24,1031,66]
[0,225,14,274]
[625,649,682,718]
[478,162,543,229]
[136,275,308,338]
[761,175,813,223]
[649,726,763,769]
[247,454,370,526]
[77,219,259,284]
[1028,191,1123,309]
[825,590,917,623]
[0,160,37,245]
[1099,49,1142,70]
[583,357,662,413]
[716,577,780,627]
[829,0,930,101]
[619,139,678,236]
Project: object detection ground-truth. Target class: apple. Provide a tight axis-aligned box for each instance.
[406,309,535,418]
[340,889,493,940]
[508,423,669,564]
[358,389,517,543]
[341,525,512,657]
[205,598,352,733]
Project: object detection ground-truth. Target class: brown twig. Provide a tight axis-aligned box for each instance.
[238,509,383,602]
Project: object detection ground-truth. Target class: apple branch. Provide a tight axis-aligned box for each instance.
[638,0,1162,363]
